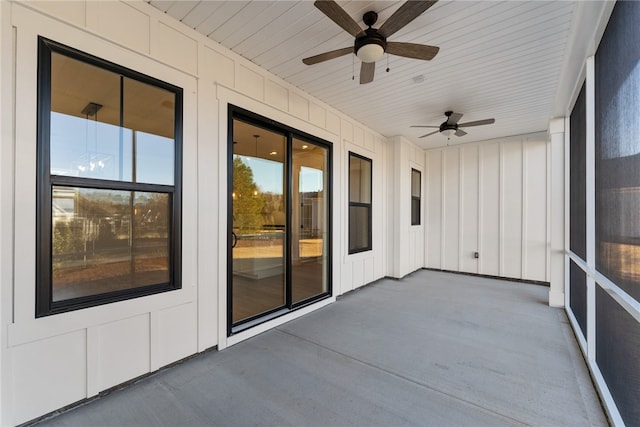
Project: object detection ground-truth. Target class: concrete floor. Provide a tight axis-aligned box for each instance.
[36,270,607,426]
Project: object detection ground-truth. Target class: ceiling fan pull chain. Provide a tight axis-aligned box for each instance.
[386,53,390,73]
[352,54,355,80]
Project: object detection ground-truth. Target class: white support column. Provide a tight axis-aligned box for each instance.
[549,117,566,307]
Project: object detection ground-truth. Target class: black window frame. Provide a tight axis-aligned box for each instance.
[411,168,421,226]
[348,151,372,254]
[36,37,183,317]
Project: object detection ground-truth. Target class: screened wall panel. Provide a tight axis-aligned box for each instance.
[595,0,640,303]
[595,286,640,425]
[570,83,586,260]
[569,260,587,339]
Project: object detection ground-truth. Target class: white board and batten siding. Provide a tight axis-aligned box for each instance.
[425,133,549,283]
[2,1,388,424]
[387,136,426,279]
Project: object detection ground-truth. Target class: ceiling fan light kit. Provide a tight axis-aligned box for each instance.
[303,0,440,84]
[441,128,455,138]
[355,35,386,63]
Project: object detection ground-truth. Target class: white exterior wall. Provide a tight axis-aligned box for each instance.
[425,134,549,283]
[387,136,425,278]
[0,0,13,423]
[0,1,389,424]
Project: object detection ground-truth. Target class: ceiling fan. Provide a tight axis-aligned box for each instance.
[411,111,496,138]
[302,0,440,84]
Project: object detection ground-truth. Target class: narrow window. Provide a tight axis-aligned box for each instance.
[411,168,421,225]
[36,37,182,316]
[348,152,372,253]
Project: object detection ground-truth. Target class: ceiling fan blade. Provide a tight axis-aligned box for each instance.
[360,61,375,84]
[447,112,463,125]
[458,118,495,127]
[410,125,439,128]
[419,130,440,138]
[314,0,363,37]
[302,47,353,65]
[386,42,439,60]
[378,1,438,38]
[455,129,467,137]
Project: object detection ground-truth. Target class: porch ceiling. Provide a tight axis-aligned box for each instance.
[149,1,593,149]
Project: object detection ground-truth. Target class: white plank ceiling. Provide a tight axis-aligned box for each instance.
[149,0,589,149]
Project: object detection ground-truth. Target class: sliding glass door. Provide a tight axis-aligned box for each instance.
[229,109,331,333]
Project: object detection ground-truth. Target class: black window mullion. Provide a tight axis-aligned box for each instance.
[50,175,174,193]
[119,75,124,181]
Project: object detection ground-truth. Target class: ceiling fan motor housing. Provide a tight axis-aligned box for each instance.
[440,123,457,133]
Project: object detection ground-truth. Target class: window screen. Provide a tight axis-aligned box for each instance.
[595,0,640,303]
[569,260,587,339]
[593,2,640,425]
[570,83,587,260]
[596,285,640,425]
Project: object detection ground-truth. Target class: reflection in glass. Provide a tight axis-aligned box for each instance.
[135,131,174,185]
[411,169,421,197]
[51,186,170,301]
[50,112,133,180]
[292,138,329,304]
[124,78,175,185]
[349,155,372,203]
[231,120,286,323]
[50,52,175,186]
[349,205,370,252]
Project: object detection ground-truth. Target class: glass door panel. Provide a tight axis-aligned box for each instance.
[291,138,329,304]
[231,120,286,324]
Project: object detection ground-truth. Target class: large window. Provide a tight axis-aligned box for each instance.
[411,168,421,226]
[348,152,372,254]
[37,38,182,316]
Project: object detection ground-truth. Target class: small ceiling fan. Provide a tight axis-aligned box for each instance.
[302,0,439,84]
[412,111,495,138]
